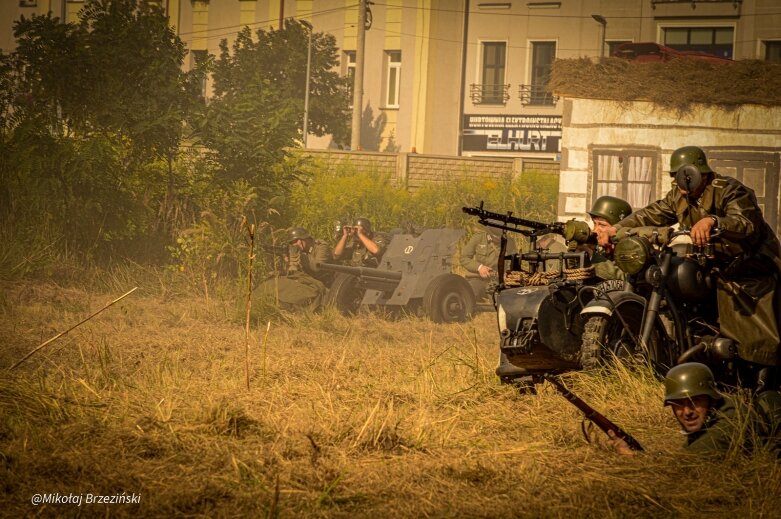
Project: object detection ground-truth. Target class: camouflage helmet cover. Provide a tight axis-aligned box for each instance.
[353,217,372,234]
[588,196,633,225]
[669,146,713,175]
[663,362,721,406]
[287,227,311,243]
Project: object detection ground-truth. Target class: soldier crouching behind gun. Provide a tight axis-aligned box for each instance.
[607,363,781,457]
[256,227,334,312]
[459,225,517,300]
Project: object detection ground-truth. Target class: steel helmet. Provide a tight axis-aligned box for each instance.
[334,218,348,237]
[353,217,372,234]
[287,227,311,243]
[663,362,721,406]
[588,196,632,225]
[670,146,712,175]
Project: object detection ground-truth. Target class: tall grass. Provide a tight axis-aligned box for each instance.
[1,281,779,517]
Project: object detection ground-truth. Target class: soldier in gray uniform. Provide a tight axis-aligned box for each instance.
[333,217,387,268]
[609,362,781,457]
[258,227,334,311]
[459,225,517,299]
[597,146,781,367]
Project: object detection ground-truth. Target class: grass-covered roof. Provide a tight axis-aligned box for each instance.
[550,57,781,111]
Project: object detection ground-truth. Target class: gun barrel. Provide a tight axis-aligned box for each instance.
[462,205,564,234]
[317,262,403,281]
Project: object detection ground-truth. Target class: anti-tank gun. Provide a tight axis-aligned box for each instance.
[462,202,604,383]
[316,228,479,323]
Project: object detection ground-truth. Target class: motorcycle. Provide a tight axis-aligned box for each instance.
[582,226,778,390]
[464,204,617,382]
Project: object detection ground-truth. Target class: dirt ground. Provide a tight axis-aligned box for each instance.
[1,280,780,518]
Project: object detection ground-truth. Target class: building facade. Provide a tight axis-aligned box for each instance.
[1,0,780,159]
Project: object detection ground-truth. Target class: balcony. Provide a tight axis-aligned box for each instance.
[518,85,559,106]
[651,0,741,6]
[470,84,510,105]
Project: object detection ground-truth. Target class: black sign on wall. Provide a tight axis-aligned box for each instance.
[462,114,562,153]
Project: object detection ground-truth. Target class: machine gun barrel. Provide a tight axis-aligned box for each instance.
[317,262,403,282]
[462,203,564,236]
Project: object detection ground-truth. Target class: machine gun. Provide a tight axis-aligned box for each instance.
[462,202,591,246]
[463,202,564,239]
[545,375,644,452]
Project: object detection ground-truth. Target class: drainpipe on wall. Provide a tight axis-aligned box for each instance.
[457,0,469,156]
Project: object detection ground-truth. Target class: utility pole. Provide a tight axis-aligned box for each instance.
[302,21,313,147]
[350,0,366,150]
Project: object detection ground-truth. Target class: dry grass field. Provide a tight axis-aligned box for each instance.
[1,278,780,518]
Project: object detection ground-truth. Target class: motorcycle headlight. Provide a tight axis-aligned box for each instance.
[614,236,652,275]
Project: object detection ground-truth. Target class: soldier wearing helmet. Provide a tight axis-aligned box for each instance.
[286,227,333,283]
[588,196,632,280]
[608,362,781,457]
[333,217,387,268]
[597,146,781,367]
[257,227,334,311]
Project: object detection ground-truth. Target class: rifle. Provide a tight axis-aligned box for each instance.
[462,201,565,239]
[545,374,644,452]
[260,243,290,278]
[261,243,289,256]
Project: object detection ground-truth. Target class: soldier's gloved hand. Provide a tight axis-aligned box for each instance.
[478,264,493,279]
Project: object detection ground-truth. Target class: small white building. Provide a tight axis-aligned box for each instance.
[554,66,781,232]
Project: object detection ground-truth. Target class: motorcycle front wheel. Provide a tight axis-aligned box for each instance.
[580,306,674,375]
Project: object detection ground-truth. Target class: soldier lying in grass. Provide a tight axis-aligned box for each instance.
[608,362,781,457]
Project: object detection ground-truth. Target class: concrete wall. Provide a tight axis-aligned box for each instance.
[559,97,781,226]
[296,149,559,191]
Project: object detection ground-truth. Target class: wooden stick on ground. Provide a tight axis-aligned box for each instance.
[244,219,256,391]
[8,287,139,370]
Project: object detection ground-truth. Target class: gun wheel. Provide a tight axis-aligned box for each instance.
[580,305,672,375]
[324,273,364,315]
[423,274,475,324]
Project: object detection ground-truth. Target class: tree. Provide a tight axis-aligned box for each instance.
[2,0,203,260]
[12,0,202,161]
[192,21,350,204]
